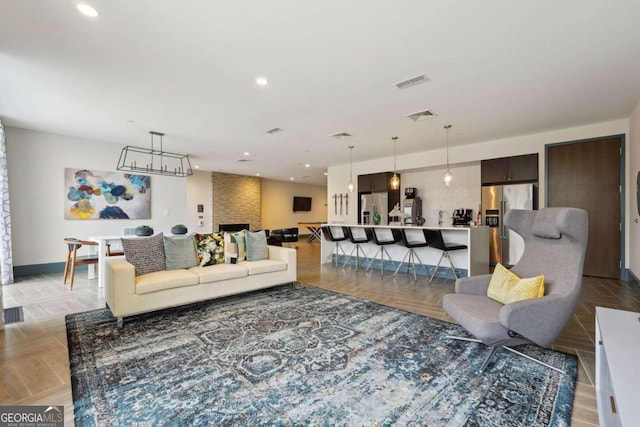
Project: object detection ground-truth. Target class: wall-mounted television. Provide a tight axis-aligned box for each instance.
[293,196,312,212]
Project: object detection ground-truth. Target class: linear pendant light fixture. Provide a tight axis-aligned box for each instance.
[443,125,453,186]
[347,145,355,192]
[390,136,400,190]
[117,131,193,177]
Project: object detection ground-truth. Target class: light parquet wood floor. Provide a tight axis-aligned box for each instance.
[2,240,639,426]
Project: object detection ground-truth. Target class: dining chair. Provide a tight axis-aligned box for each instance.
[63,238,99,289]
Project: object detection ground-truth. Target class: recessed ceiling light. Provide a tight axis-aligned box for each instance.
[290,177,294,181]
[256,77,268,86]
[305,164,311,168]
[194,165,199,169]
[77,3,99,17]
[324,172,328,176]
[243,152,250,156]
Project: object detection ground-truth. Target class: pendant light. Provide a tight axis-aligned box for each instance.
[390,136,400,190]
[443,125,453,186]
[347,145,355,192]
[117,131,193,177]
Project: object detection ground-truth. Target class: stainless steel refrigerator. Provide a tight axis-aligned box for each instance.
[482,183,536,266]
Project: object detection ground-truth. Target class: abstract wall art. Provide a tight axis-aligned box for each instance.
[65,168,151,220]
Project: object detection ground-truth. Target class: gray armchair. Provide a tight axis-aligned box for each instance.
[442,207,588,373]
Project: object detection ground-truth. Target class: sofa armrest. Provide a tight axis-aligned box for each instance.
[267,245,297,273]
[454,274,492,295]
[104,258,136,316]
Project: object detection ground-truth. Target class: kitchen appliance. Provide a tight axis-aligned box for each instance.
[482,183,536,266]
[452,209,472,226]
[360,192,388,225]
[404,187,417,199]
[403,197,422,225]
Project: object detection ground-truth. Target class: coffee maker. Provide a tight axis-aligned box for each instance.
[452,208,472,226]
[403,188,422,225]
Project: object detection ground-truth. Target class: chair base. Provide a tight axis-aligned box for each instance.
[342,243,371,271]
[445,335,566,375]
[429,251,460,284]
[393,248,428,280]
[324,242,347,266]
[366,246,398,276]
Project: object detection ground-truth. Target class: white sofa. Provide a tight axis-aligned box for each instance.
[104,245,297,327]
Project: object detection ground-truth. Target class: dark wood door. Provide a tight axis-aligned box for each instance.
[547,136,621,278]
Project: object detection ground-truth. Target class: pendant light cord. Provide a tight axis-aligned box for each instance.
[444,125,452,169]
[392,136,398,173]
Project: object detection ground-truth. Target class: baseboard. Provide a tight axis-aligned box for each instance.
[626,269,639,286]
[13,262,68,276]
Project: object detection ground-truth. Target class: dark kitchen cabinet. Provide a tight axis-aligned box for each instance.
[481,153,538,185]
[357,172,397,193]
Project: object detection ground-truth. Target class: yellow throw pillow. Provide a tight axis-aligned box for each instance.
[487,263,545,305]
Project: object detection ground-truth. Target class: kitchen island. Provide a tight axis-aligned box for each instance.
[320,224,490,279]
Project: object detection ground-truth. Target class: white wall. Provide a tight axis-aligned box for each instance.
[261,179,327,231]
[629,98,640,279]
[328,119,632,267]
[6,127,188,266]
[186,170,213,233]
[401,163,481,226]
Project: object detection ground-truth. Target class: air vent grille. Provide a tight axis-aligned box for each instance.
[330,132,353,139]
[237,159,253,163]
[393,74,430,89]
[406,109,436,122]
[266,127,283,134]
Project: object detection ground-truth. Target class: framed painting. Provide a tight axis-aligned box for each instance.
[65,168,151,220]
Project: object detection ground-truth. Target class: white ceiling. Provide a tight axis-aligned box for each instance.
[2,1,640,185]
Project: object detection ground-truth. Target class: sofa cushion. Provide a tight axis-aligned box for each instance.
[122,233,166,276]
[245,230,269,261]
[164,235,198,270]
[189,263,248,283]
[135,269,199,295]
[194,232,225,266]
[240,259,287,275]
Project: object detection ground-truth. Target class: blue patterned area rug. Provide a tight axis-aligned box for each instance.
[66,284,576,426]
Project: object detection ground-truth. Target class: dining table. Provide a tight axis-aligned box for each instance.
[297,222,324,242]
[87,234,130,288]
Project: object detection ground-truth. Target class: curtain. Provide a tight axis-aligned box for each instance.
[0,120,14,328]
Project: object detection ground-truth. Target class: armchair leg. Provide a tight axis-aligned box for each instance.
[479,346,499,372]
[446,335,566,375]
[502,346,566,375]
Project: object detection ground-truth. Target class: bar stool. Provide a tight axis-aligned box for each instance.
[342,226,373,271]
[366,227,401,275]
[322,226,349,266]
[393,228,430,280]
[424,229,468,283]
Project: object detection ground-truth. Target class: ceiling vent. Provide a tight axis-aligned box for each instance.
[393,74,429,89]
[266,127,283,134]
[330,132,353,139]
[406,109,437,122]
[236,158,253,163]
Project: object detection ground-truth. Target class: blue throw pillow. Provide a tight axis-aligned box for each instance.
[245,230,268,261]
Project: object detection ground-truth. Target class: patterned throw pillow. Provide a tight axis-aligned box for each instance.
[224,231,246,264]
[245,230,268,261]
[121,233,166,276]
[487,263,545,305]
[194,232,225,266]
[163,235,198,270]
